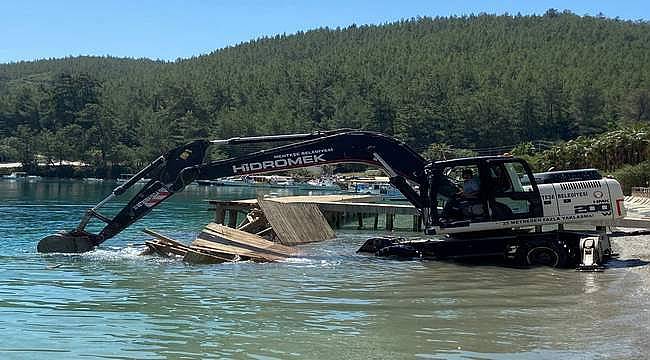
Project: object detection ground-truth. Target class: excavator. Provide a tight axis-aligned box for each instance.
[37,129,629,269]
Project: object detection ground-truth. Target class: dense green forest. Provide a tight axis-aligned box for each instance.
[0,10,649,180]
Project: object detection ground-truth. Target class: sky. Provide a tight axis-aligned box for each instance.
[0,0,648,64]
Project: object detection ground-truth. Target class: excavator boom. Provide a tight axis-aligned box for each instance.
[37,130,427,253]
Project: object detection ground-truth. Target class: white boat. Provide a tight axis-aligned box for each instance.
[219,175,295,188]
[347,177,406,200]
[3,171,27,179]
[218,176,257,187]
[2,172,42,182]
[375,183,406,201]
[4,172,41,180]
[116,174,151,184]
[269,175,296,187]
[299,178,341,191]
[196,179,224,186]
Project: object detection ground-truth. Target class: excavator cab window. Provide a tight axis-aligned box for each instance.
[486,159,542,220]
[435,164,490,227]
[427,157,542,229]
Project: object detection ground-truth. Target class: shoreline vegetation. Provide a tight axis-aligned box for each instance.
[2,124,648,194]
[1,10,649,191]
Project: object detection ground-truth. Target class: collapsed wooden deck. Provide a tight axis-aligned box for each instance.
[143,225,299,264]
[208,194,423,232]
[143,195,344,264]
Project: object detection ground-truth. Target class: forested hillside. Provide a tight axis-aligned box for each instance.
[1,10,649,176]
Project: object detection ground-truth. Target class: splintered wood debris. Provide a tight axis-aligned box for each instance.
[142,224,299,264]
[143,196,338,264]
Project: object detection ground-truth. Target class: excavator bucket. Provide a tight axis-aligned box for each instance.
[37,231,99,253]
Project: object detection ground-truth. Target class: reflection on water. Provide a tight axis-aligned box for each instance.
[1,180,650,359]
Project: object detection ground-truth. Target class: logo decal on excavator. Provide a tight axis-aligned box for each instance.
[232,148,333,173]
[574,203,610,214]
[179,149,192,160]
[500,213,595,226]
[134,186,171,209]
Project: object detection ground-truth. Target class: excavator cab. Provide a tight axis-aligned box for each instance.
[424,156,543,234]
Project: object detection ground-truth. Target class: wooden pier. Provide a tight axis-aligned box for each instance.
[208,194,423,232]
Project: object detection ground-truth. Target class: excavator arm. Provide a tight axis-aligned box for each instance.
[37,130,427,253]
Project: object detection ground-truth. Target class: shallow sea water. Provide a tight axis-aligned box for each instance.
[1,180,649,359]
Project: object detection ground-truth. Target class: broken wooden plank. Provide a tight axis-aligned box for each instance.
[199,223,298,260]
[144,240,188,257]
[143,229,193,258]
[237,209,270,234]
[183,248,235,264]
[256,226,275,237]
[143,223,298,264]
[143,229,189,248]
[192,238,280,262]
[145,238,239,264]
[144,228,240,264]
[258,198,335,245]
[204,223,297,253]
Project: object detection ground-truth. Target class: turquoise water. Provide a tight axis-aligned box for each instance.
[1,180,650,359]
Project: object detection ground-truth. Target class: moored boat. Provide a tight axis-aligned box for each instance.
[346,176,406,200]
[116,174,151,184]
[298,178,341,191]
